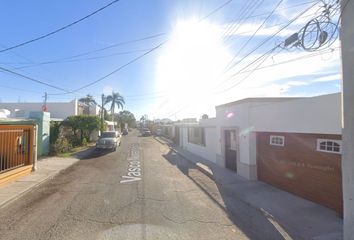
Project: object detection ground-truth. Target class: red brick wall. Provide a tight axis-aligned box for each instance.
[257,132,343,215]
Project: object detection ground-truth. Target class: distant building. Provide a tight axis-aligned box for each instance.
[0,100,99,120]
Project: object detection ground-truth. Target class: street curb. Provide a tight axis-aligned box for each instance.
[153,136,216,182]
[173,148,215,181]
[0,159,79,209]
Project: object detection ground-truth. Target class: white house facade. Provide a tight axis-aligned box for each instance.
[0,100,99,120]
[177,93,342,214]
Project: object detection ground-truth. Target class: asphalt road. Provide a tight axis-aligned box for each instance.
[0,130,284,240]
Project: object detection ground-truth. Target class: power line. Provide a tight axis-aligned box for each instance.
[43,2,317,99]
[216,46,280,93]
[94,1,317,103]
[235,47,339,75]
[222,0,316,35]
[216,1,319,90]
[0,84,42,94]
[223,0,265,43]
[221,0,255,38]
[215,46,340,94]
[48,0,234,96]
[224,0,284,71]
[45,33,166,62]
[199,0,234,21]
[0,0,123,53]
[14,48,154,70]
[0,65,70,92]
[49,42,166,95]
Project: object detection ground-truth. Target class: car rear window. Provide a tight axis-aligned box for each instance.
[101,132,116,138]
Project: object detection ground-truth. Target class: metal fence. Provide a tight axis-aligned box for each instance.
[0,125,34,174]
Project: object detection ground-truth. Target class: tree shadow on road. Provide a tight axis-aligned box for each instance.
[73,147,113,160]
[162,149,287,240]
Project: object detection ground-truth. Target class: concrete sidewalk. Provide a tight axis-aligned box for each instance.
[0,157,79,208]
[155,136,343,240]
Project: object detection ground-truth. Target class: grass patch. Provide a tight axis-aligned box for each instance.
[57,143,95,158]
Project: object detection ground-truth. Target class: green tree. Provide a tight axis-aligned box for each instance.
[79,94,97,106]
[106,91,125,123]
[79,94,97,115]
[62,115,101,145]
[116,110,136,129]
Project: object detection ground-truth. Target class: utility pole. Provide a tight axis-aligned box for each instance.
[101,94,105,132]
[340,0,354,239]
[42,92,47,111]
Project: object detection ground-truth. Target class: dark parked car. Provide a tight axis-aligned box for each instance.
[122,129,128,135]
[142,128,151,136]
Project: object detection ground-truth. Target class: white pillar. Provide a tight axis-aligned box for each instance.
[340,0,354,239]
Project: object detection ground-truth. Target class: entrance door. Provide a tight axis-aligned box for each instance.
[224,130,237,171]
[174,126,180,145]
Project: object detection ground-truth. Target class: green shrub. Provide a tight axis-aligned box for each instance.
[52,138,72,155]
[67,135,81,147]
[50,121,61,144]
[82,138,88,146]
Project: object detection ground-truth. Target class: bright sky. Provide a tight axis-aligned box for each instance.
[0,0,341,120]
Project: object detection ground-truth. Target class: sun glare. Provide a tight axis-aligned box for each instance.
[155,19,231,114]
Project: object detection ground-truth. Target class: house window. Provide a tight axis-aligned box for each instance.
[317,139,341,154]
[270,135,285,146]
[188,127,205,146]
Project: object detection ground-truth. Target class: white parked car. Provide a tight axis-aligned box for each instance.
[96,131,121,151]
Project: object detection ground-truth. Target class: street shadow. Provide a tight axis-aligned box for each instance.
[162,149,286,240]
[74,147,113,160]
[138,134,152,138]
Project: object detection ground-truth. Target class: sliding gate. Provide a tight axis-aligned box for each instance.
[0,125,34,174]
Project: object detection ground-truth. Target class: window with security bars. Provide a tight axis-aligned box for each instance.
[269,135,285,146]
[317,139,341,154]
[188,127,205,146]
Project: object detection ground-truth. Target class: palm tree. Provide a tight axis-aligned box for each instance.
[79,94,97,115]
[105,91,125,127]
[79,94,97,105]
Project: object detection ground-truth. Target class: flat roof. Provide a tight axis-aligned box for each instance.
[0,118,36,125]
[215,97,304,109]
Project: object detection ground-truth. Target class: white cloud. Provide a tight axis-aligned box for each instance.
[149,4,342,119]
[212,45,341,106]
[222,22,298,38]
[313,73,341,82]
[102,85,113,95]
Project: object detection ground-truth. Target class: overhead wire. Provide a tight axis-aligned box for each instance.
[48,42,166,95]
[215,1,319,91]
[221,1,256,38]
[0,84,42,94]
[0,65,70,92]
[48,0,235,96]
[151,1,318,118]
[14,48,154,70]
[0,0,123,53]
[223,0,266,43]
[224,0,284,71]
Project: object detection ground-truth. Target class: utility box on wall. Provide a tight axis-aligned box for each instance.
[29,111,50,156]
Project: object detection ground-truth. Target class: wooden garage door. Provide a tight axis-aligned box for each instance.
[257,132,343,215]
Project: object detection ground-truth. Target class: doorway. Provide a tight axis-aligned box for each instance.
[174,126,180,145]
[224,129,238,171]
